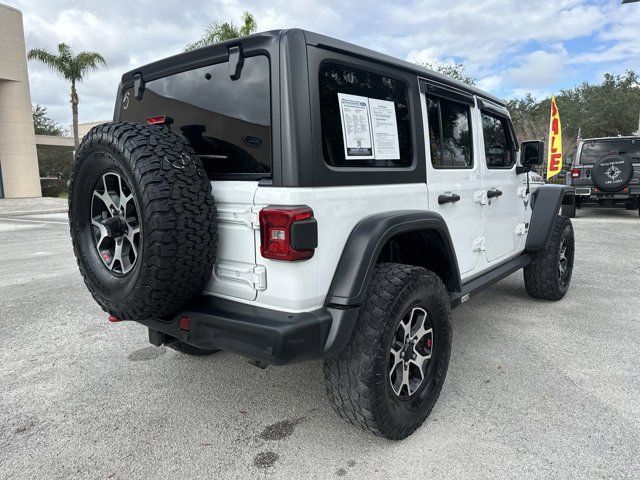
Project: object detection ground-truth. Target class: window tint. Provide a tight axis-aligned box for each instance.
[319,63,412,168]
[426,96,473,168]
[120,55,271,176]
[579,138,640,164]
[481,112,515,168]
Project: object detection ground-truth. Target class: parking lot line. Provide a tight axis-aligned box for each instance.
[0,216,68,225]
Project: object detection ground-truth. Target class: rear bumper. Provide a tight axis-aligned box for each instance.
[573,186,639,200]
[139,296,359,365]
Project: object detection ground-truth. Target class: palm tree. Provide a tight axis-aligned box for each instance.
[185,11,257,51]
[28,43,106,150]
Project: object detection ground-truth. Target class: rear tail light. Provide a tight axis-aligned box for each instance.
[571,168,581,178]
[259,206,316,261]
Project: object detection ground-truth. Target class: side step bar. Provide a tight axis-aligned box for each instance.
[450,254,532,308]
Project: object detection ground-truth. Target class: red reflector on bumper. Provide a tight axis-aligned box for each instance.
[108,315,121,323]
[146,115,173,126]
[178,316,191,331]
[147,115,166,125]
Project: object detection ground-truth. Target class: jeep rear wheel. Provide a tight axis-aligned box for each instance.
[323,263,452,440]
[69,122,218,320]
[524,215,574,300]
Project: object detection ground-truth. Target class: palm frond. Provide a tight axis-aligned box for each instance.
[212,21,241,41]
[185,11,257,51]
[73,52,107,81]
[27,47,69,77]
[57,43,72,60]
[239,12,257,37]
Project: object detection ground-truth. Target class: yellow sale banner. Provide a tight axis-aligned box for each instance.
[547,97,562,179]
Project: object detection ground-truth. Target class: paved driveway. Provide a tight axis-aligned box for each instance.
[1,209,639,479]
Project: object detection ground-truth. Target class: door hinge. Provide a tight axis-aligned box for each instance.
[215,263,267,290]
[250,206,261,229]
[474,190,488,206]
[472,237,486,252]
[217,206,261,229]
[515,222,529,236]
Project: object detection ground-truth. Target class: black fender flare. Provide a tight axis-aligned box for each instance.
[525,184,574,251]
[325,210,461,307]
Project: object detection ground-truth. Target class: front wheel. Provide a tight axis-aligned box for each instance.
[323,264,452,440]
[561,202,576,218]
[524,215,574,300]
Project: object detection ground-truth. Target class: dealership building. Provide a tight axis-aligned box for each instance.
[0,3,41,198]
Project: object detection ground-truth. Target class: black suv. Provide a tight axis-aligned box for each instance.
[564,136,640,217]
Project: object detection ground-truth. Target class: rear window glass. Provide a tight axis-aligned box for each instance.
[319,63,413,168]
[579,138,640,164]
[120,55,271,176]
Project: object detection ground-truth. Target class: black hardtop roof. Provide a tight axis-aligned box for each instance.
[122,28,505,107]
[581,135,639,142]
[300,29,505,106]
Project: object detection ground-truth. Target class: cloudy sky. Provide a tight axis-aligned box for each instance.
[8,0,640,129]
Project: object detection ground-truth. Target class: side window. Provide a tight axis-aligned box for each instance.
[318,63,413,168]
[426,95,473,168]
[481,112,515,168]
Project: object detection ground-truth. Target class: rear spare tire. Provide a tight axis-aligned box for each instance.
[591,155,634,192]
[69,122,217,320]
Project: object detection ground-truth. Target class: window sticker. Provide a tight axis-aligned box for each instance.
[338,93,374,159]
[369,98,400,160]
[338,93,400,161]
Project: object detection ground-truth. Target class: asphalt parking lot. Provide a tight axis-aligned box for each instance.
[1,208,639,479]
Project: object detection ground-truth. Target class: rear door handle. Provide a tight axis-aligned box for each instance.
[487,189,503,199]
[438,193,461,204]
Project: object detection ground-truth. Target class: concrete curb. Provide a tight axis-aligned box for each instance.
[0,208,68,217]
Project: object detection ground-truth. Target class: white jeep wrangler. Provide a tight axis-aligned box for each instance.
[69,30,575,439]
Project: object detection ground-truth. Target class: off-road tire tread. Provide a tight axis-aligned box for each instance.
[69,122,217,320]
[523,215,573,300]
[323,263,451,439]
[561,202,576,218]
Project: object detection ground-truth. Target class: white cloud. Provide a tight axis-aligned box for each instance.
[506,47,568,89]
[476,74,503,92]
[7,0,638,124]
[406,47,444,65]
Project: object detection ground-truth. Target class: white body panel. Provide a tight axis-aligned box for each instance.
[203,181,259,301]
[201,96,545,314]
[474,104,525,264]
[421,97,484,277]
[253,184,429,311]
